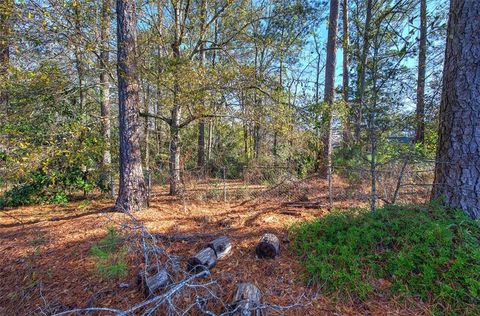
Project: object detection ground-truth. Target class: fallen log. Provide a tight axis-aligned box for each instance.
[207,236,232,259]
[282,202,325,209]
[154,232,221,243]
[137,266,170,297]
[229,282,263,316]
[255,233,280,259]
[187,247,217,273]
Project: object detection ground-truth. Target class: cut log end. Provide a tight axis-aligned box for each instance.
[137,266,170,297]
[207,236,232,259]
[230,282,263,316]
[187,247,217,273]
[255,233,280,259]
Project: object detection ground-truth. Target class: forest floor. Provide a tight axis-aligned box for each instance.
[0,176,431,315]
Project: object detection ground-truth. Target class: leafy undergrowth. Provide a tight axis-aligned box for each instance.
[291,203,480,315]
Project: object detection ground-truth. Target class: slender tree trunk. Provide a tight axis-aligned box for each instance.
[0,0,12,111]
[169,87,181,195]
[100,0,112,188]
[354,0,372,142]
[241,90,249,161]
[144,83,151,170]
[319,0,339,180]
[206,9,218,164]
[207,120,214,161]
[115,0,147,212]
[313,34,322,172]
[197,0,207,171]
[315,56,320,105]
[169,4,182,196]
[73,4,86,114]
[342,0,351,144]
[415,0,427,144]
[369,40,380,213]
[432,0,480,219]
[156,0,163,170]
[253,122,260,159]
[341,0,349,103]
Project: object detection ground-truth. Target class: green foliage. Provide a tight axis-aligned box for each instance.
[0,61,109,207]
[90,227,128,279]
[0,164,95,207]
[291,204,480,314]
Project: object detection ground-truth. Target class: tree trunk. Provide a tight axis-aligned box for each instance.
[197,0,207,171]
[0,0,12,110]
[73,4,86,114]
[319,0,339,179]
[155,0,164,171]
[100,0,112,188]
[168,2,183,196]
[342,0,351,144]
[207,119,214,162]
[432,0,480,219]
[169,103,181,196]
[368,36,380,213]
[144,83,151,170]
[354,0,372,142]
[313,34,322,172]
[115,0,147,212]
[253,123,260,159]
[415,0,427,144]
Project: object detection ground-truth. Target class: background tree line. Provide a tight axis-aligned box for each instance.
[3,0,478,219]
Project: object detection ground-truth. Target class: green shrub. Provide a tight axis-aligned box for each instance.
[0,165,96,208]
[291,203,480,314]
[90,227,128,279]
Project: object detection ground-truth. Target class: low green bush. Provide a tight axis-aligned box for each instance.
[291,203,480,314]
[90,227,128,279]
[0,166,95,208]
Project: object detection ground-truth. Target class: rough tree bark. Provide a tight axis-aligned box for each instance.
[415,0,426,144]
[432,0,480,219]
[100,0,112,186]
[115,0,148,212]
[354,0,372,142]
[319,0,339,179]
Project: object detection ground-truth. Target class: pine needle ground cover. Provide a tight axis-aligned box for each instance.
[291,204,480,314]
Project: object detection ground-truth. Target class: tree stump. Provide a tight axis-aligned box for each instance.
[207,236,232,259]
[255,233,280,259]
[137,266,170,297]
[229,282,263,316]
[187,247,217,273]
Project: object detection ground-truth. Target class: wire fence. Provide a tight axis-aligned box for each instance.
[135,157,436,211]
[135,153,480,214]
[1,150,477,213]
